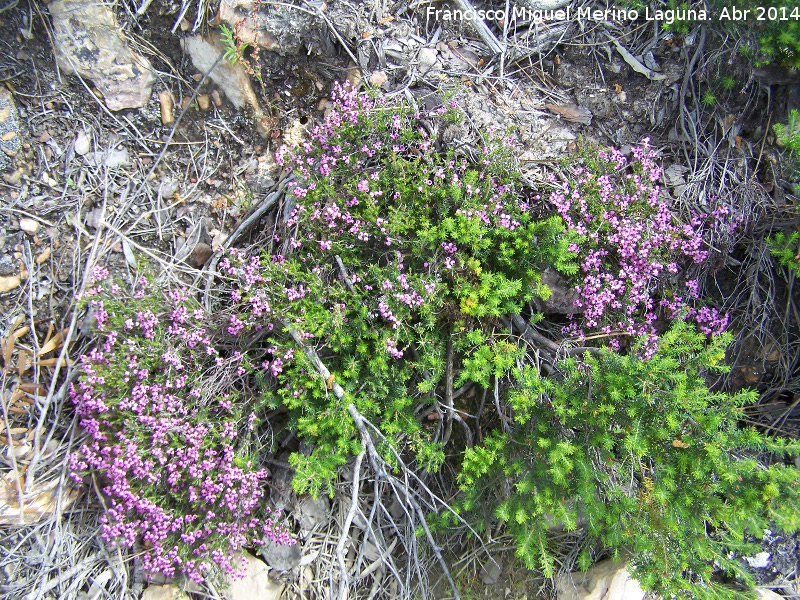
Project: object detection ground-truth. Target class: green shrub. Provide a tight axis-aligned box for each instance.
[774,109,800,195]
[766,230,800,275]
[456,320,800,598]
[222,84,571,497]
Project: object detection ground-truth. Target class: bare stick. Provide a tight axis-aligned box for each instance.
[335,255,356,294]
[335,451,365,600]
[450,0,503,54]
[442,334,454,446]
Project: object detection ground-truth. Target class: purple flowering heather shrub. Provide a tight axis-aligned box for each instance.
[549,140,737,357]
[69,266,293,583]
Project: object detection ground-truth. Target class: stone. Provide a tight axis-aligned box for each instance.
[0,255,16,276]
[218,0,321,56]
[663,164,689,187]
[282,119,308,148]
[225,552,285,600]
[261,537,302,572]
[0,87,21,169]
[141,584,189,600]
[540,268,582,315]
[84,148,130,168]
[74,129,91,155]
[49,0,155,111]
[182,34,259,112]
[158,178,179,200]
[745,552,771,569]
[480,556,502,585]
[546,103,593,126]
[0,275,20,294]
[18,218,40,235]
[555,559,644,600]
[158,92,174,125]
[188,243,213,269]
[418,47,438,73]
[297,495,329,531]
[197,94,211,111]
[369,70,388,88]
[754,589,784,600]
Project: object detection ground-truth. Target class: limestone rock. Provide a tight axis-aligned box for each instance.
[49,0,155,111]
[663,164,689,187]
[225,552,285,600]
[182,34,259,112]
[369,70,388,88]
[555,559,644,600]
[141,585,189,600]
[84,148,130,168]
[480,556,502,585]
[418,48,438,74]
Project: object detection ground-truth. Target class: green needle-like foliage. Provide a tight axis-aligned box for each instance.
[457,320,800,598]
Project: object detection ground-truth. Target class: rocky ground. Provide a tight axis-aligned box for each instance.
[0,1,798,600]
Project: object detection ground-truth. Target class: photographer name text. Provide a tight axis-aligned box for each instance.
[426,4,800,25]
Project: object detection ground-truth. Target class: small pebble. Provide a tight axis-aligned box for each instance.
[74,129,91,155]
[19,218,40,235]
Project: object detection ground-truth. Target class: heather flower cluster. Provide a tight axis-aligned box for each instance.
[69,269,293,583]
[549,140,733,356]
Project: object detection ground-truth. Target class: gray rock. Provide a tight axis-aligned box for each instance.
[540,268,582,315]
[158,178,179,201]
[480,556,502,585]
[261,537,302,572]
[663,164,689,187]
[745,552,771,569]
[18,218,40,235]
[297,495,329,531]
[0,255,17,276]
[754,589,785,600]
[418,48,438,74]
[49,0,155,111]
[219,0,322,56]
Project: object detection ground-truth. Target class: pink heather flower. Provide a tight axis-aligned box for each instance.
[91,265,110,283]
